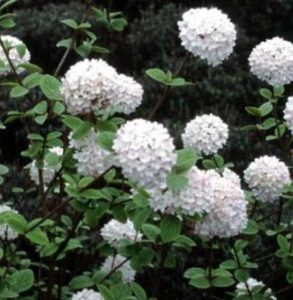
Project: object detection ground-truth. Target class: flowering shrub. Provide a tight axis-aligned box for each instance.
[0,1,292,299]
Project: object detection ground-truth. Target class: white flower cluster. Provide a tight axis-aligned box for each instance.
[61,59,143,115]
[0,204,18,240]
[100,219,142,248]
[236,278,276,300]
[101,255,135,283]
[72,289,104,300]
[284,96,293,135]
[0,35,31,76]
[248,37,293,86]
[178,7,236,66]
[70,130,113,177]
[194,169,247,238]
[182,114,229,155]
[29,147,63,187]
[148,167,215,215]
[113,119,176,188]
[244,155,290,203]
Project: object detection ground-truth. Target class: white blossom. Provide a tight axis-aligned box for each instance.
[244,155,291,203]
[100,219,142,248]
[0,204,18,240]
[29,147,63,186]
[107,73,144,115]
[182,114,229,155]
[72,289,103,300]
[0,35,31,76]
[248,37,293,86]
[70,130,114,177]
[101,255,135,283]
[178,7,236,66]
[236,278,276,300]
[284,96,293,135]
[113,119,176,188]
[194,171,247,238]
[61,59,143,115]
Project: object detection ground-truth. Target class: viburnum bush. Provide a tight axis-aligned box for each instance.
[0,1,292,299]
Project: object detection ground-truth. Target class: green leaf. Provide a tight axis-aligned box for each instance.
[242,220,259,235]
[61,19,78,29]
[56,38,73,49]
[78,177,95,189]
[184,268,206,279]
[0,0,17,12]
[259,102,273,117]
[167,173,188,193]
[133,208,151,230]
[45,152,60,166]
[6,213,27,234]
[26,229,49,245]
[145,68,167,84]
[261,118,276,130]
[211,276,235,287]
[98,285,115,300]
[69,275,94,290]
[110,18,128,31]
[97,131,115,151]
[10,85,29,98]
[245,106,261,117]
[0,164,9,175]
[189,277,210,289]
[53,101,65,115]
[72,121,92,140]
[40,75,62,100]
[62,115,82,130]
[202,159,216,170]
[34,113,48,125]
[277,234,290,253]
[18,63,43,74]
[23,73,41,88]
[260,88,272,99]
[32,101,48,115]
[129,282,147,300]
[175,148,198,174]
[0,18,15,28]
[234,269,249,282]
[141,224,160,241]
[160,215,182,242]
[220,260,237,270]
[273,86,284,97]
[81,189,104,200]
[8,269,34,293]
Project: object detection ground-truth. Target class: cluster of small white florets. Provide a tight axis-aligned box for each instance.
[182,114,229,155]
[178,7,236,66]
[284,96,293,135]
[248,37,293,86]
[236,278,276,300]
[194,169,247,238]
[0,204,18,240]
[148,167,216,215]
[244,155,291,203]
[69,129,113,177]
[100,219,142,248]
[0,35,31,76]
[101,254,135,283]
[72,289,104,300]
[113,119,176,188]
[61,59,143,115]
[29,147,63,186]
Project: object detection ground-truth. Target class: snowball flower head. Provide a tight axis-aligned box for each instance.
[182,114,229,155]
[249,37,293,86]
[284,96,293,135]
[29,147,63,186]
[236,278,276,300]
[70,130,114,177]
[194,171,247,238]
[178,7,236,66]
[113,119,176,188]
[101,255,135,283]
[244,155,290,203]
[0,35,31,76]
[0,204,18,240]
[72,289,104,300]
[108,73,144,115]
[100,219,142,248]
[61,59,143,115]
